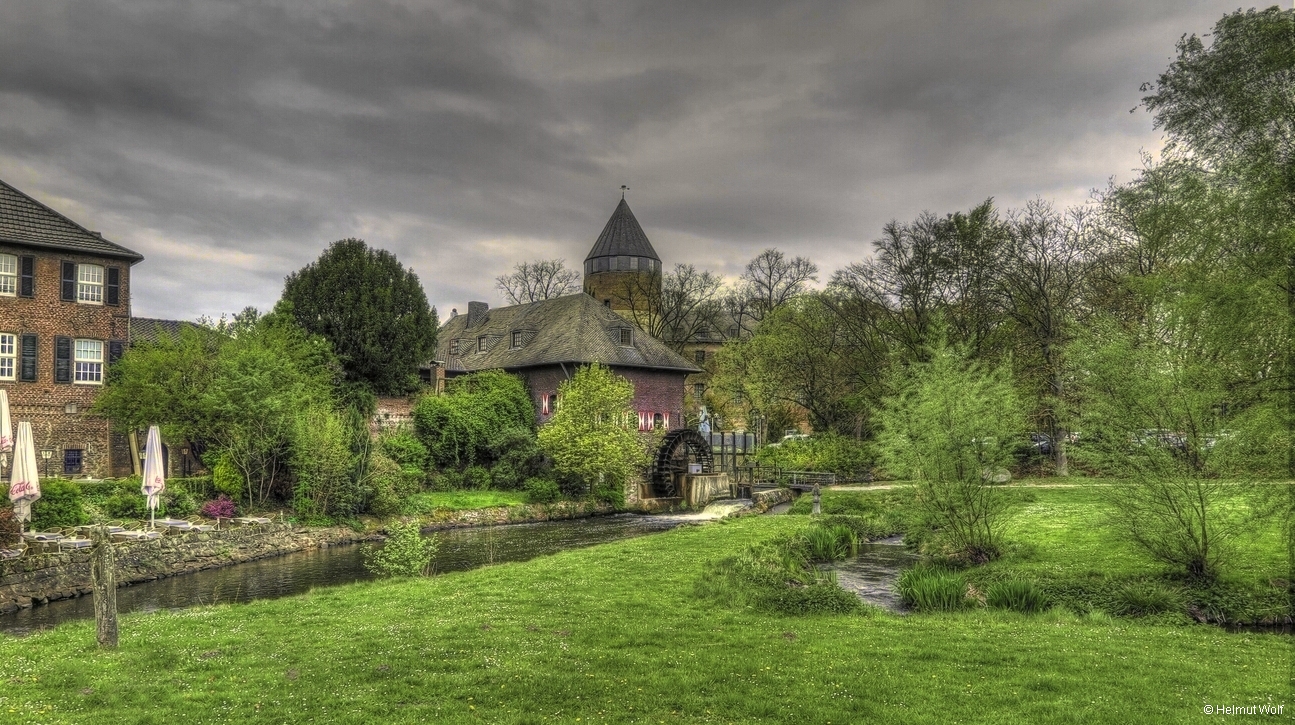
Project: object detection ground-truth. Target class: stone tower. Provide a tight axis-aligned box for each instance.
[582,197,662,317]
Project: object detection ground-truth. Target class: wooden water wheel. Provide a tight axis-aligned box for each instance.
[649,429,714,497]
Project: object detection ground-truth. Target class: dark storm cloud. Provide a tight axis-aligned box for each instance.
[0,0,1244,319]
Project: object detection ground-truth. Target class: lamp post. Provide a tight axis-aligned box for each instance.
[40,449,53,479]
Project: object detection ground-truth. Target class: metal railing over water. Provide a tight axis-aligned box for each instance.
[730,464,836,490]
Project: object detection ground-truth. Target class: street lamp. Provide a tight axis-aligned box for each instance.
[39,449,53,479]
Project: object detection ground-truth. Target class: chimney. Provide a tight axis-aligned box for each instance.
[467,301,488,328]
[450,308,458,318]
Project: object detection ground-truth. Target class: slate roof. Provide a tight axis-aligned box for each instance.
[436,293,701,374]
[129,317,192,345]
[0,179,143,261]
[584,198,660,262]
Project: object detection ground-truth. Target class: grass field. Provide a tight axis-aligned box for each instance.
[0,505,1288,724]
[401,490,531,513]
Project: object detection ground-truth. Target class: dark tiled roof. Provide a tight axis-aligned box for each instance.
[0,179,143,261]
[584,198,660,262]
[130,317,191,345]
[436,293,701,374]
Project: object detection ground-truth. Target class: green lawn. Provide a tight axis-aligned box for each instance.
[402,490,530,513]
[0,513,1287,724]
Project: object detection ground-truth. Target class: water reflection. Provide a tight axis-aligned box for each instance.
[0,514,683,637]
[831,536,918,612]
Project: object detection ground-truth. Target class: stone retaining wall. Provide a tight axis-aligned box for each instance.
[0,523,375,614]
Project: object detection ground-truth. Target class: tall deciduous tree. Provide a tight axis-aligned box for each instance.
[999,200,1097,476]
[1139,7,1295,477]
[282,239,438,396]
[495,259,581,305]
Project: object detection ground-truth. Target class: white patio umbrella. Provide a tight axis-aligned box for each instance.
[0,389,11,478]
[8,421,40,533]
[140,425,166,530]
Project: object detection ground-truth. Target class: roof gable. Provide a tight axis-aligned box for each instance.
[584,198,660,262]
[436,294,700,374]
[0,179,143,261]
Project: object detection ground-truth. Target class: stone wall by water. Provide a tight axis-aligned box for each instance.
[0,523,372,614]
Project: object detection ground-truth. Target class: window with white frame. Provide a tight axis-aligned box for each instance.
[77,264,104,304]
[74,339,104,384]
[0,333,14,380]
[0,255,16,296]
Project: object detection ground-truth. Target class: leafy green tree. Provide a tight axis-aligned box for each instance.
[363,520,438,578]
[1139,7,1295,477]
[537,363,646,504]
[282,239,438,395]
[877,339,1023,563]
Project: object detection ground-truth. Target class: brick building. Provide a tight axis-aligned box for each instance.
[435,293,701,428]
[0,179,143,478]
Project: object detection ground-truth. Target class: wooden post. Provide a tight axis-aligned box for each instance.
[90,526,118,648]
[812,481,821,516]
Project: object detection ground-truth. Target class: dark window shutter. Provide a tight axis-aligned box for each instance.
[18,256,34,298]
[60,262,76,301]
[54,336,71,383]
[106,267,120,306]
[108,340,124,365]
[19,335,37,382]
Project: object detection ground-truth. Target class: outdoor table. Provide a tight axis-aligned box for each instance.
[57,538,93,551]
[0,548,22,560]
[232,517,272,526]
[22,532,64,542]
[111,531,162,542]
[189,524,217,533]
[74,525,125,535]
[153,518,189,528]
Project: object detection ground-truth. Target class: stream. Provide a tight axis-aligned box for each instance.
[831,536,918,612]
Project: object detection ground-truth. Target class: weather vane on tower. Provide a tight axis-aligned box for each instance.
[621,185,629,199]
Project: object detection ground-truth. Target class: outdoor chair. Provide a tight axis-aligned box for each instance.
[185,517,216,533]
[0,542,27,559]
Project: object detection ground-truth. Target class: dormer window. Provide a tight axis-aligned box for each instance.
[477,336,487,353]
[618,328,632,346]
[449,340,459,355]
[511,330,523,348]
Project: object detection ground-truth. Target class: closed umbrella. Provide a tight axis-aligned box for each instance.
[8,421,40,533]
[0,389,11,478]
[141,425,166,530]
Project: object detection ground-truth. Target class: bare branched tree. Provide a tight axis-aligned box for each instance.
[495,259,580,305]
[620,264,725,353]
[741,248,818,322]
[999,200,1100,476]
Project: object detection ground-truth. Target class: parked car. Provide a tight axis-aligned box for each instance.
[765,432,810,448]
[1012,432,1053,462]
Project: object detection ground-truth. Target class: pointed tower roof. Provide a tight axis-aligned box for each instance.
[584,198,660,262]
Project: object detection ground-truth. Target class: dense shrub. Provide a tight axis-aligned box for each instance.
[486,427,546,489]
[1113,581,1182,616]
[291,405,361,522]
[756,433,874,480]
[363,520,438,578]
[462,465,491,491]
[200,495,238,519]
[367,451,422,517]
[31,479,89,531]
[211,454,243,499]
[538,364,645,504]
[897,566,971,612]
[986,580,1049,613]
[168,488,198,517]
[0,508,20,546]
[380,429,428,474]
[412,371,535,469]
[523,477,562,504]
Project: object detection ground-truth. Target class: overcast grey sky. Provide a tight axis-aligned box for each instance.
[0,1,1250,321]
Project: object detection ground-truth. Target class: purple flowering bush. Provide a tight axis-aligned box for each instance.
[199,495,238,519]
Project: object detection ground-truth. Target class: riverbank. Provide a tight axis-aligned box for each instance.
[0,515,1285,724]
[0,494,761,613]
